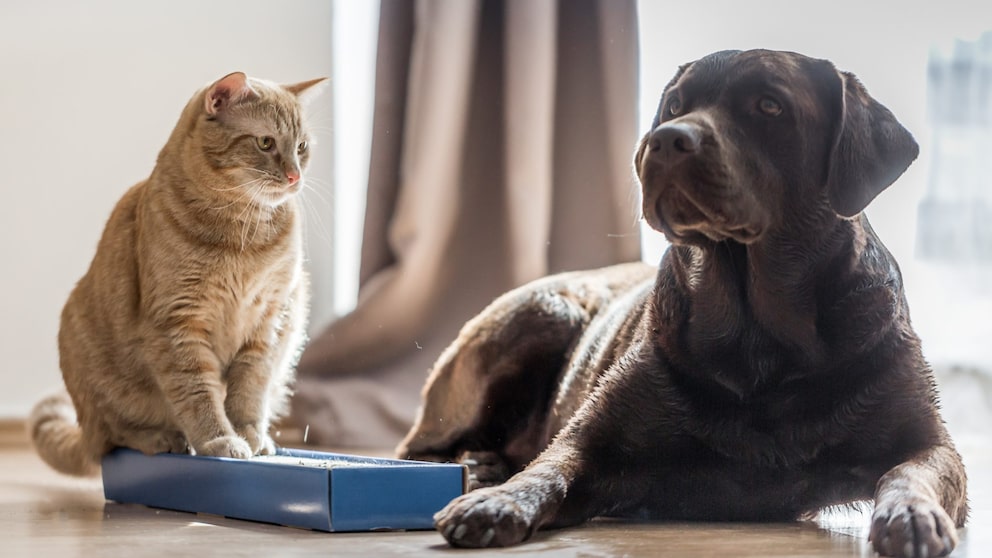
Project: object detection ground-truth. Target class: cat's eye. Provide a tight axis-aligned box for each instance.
[758,97,783,117]
[297,141,308,155]
[256,136,276,152]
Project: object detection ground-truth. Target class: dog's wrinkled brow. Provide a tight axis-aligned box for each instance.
[746,57,829,120]
[681,57,733,93]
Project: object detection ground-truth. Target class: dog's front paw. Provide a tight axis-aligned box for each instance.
[434,487,535,547]
[458,450,511,490]
[870,499,958,557]
[198,435,252,459]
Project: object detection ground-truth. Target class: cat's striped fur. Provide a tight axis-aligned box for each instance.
[30,72,324,476]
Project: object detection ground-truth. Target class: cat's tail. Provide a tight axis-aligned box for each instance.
[28,391,100,477]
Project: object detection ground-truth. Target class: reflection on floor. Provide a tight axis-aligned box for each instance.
[2,424,989,558]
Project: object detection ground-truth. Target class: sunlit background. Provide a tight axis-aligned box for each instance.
[1,1,989,431]
[331,0,992,378]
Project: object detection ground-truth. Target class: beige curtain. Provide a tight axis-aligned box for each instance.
[289,0,641,449]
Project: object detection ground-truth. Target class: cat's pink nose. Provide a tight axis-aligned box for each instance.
[286,170,300,185]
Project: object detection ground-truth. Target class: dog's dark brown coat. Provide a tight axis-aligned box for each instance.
[397,50,968,558]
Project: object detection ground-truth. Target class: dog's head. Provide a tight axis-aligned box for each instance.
[636,49,919,246]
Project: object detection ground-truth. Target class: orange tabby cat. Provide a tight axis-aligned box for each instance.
[28,72,325,476]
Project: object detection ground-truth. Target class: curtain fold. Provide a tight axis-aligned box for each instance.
[290,0,641,449]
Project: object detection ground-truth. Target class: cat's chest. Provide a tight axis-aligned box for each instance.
[141,224,302,364]
[220,267,277,318]
[201,252,299,360]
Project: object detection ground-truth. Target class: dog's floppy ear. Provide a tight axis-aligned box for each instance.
[821,69,919,217]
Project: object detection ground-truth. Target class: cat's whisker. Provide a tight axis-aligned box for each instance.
[205,178,271,211]
[208,181,265,211]
[238,192,255,253]
[236,188,257,218]
[238,183,264,251]
[300,182,332,209]
[246,189,267,249]
[244,181,275,251]
[301,174,331,188]
[297,188,333,253]
[206,176,267,193]
[239,168,275,177]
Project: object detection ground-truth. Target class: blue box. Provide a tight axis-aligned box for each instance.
[102,448,467,532]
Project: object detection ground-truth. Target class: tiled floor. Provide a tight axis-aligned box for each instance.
[2,429,989,557]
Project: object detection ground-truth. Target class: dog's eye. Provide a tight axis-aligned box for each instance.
[758,97,783,116]
[667,98,682,116]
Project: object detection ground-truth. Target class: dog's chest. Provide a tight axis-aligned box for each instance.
[677,325,793,401]
[695,397,825,465]
[672,343,858,468]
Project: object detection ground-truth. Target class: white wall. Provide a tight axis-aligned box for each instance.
[3,0,987,418]
[0,0,334,417]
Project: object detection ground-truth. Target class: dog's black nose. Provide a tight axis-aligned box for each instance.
[648,123,702,158]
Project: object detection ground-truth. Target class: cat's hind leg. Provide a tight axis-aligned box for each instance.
[115,427,189,455]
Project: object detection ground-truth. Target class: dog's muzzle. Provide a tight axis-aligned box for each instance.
[638,118,764,245]
[647,122,703,161]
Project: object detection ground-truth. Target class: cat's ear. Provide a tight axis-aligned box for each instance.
[283,77,329,104]
[205,72,256,116]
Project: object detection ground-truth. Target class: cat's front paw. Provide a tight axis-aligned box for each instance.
[199,435,252,459]
[236,424,276,456]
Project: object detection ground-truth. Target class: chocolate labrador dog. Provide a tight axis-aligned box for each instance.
[397,49,968,557]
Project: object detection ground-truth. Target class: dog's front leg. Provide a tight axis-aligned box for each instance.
[433,448,576,547]
[870,442,968,558]
[434,346,667,547]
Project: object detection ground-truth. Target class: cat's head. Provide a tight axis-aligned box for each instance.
[179,72,327,208]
